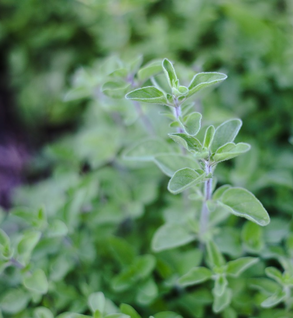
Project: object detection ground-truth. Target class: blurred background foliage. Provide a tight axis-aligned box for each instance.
[0,0,293,317]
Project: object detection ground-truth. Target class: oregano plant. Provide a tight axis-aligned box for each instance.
[123,58,271,313]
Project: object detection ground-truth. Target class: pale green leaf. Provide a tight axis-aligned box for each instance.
[212,185,231,201]
[187,72,227,98]
[213,275,228,296]
[34,307,54,318]
[152,223,196,252]
[212,288,231,313]
[242,221,264,252]
[168,133,202,153]
[47,220,68,237]
[138,60,162,82]
[211,119,242,152]
[123,138,171,161]
[181,112,202,136]
[162,58,178,88]
[0,289,30,314]
[261,290,286,308]
[168,168,206,194]
[220,187,270,226]
[120,304,141,318]
[23,269,48,294]
[88,292,106,314]
[203,125,215,149]
[17,230,42,265]
[206,241,226,268]
[136,278,158,305]
[265,267,284,285]
[102,80,130,99]
[125,86,167,104]
[213,142,251,162]
[226,257,259,277]
[153,154,200,177]
[178,267,212,287]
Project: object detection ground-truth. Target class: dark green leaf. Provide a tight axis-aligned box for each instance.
[178,267,212,287]
[226,257,259,277]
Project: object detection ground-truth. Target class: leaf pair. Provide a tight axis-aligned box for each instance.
[126,58,227,105]
[178,241,258,313]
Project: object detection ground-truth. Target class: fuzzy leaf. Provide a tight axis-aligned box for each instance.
[125,86,167,104]
[120,304,141,318]
[162,58,178,88]
[211,119,242,152]
[187,72,227,98]
[47,220,68,237]
[178,267,212,287]
[34,307,54,318]
[203,125,215,149]
[213,142,251,162]
[212,288,231,313]
[17,231,41,265]
[220,187,270,226]
[181,112,202,136]
[265,267,284,285]
[0,288,30,314]
[102,80,130,99]
[168,133,202,153]
[88,292,106,314]
[23,269,48,294]
[153,154,200,177]
[213,275,228,296]
[152,223,196,252]
[168,168,206,194]
[206,241,226,267]
[226,257,259,277]
[123,138,171,161]
[261,290,286,308]
[213,185,231,201]
[138,60,162,81]
[242,222,264,252]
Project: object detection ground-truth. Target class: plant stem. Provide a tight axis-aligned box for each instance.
[173,97,184,134]
[199,161,212,243]
[9,258,24,269]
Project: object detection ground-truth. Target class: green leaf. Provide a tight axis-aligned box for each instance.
[203,125,215,149]
[187,72,227,98]
[154,312,182,318]
[88,292,106,314]
[206,241,226,268]
[212,288,231,313]
[0,229,12,260]
[112,255,156,292]
[261,289,286,308]
[138,60,162,82]
[162,58,178,88]
[265,267,284,285]
[213,275,228,296]
[105,314,130,318]
[123,138,171,161]
[152,223,196,252]
[168,168,206,194]
[213,142,251,162]
[125,86,167,104]
[17,230,42,265]
[226,257,259,277]
[153,154,200,177]
[180,112,202,136]
[136,278,158,305]
[102,80,130,99]
[57,314,91,318]
[178,267,212,287]
[242,221,264,252]
[23,269,48,294]
[220,187,270,226]
[211,119,242,152]
[47,219,68,237]
[213,185,231,201]
[223,307,237,318]
[249,278,281,295]
[34,307,54,318]
[120,304,141,318]
[0,288,30,314]
[168,133,202,153]
[107,237,136,267]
